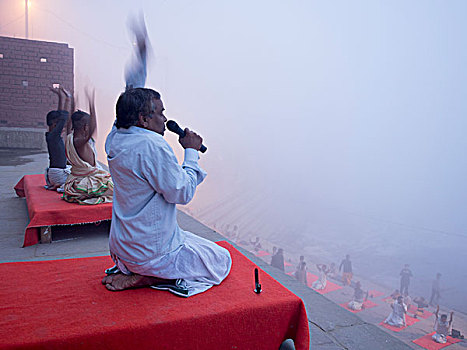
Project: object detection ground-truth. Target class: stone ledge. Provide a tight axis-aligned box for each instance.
[221,238,413,349]
[0,127,46,150]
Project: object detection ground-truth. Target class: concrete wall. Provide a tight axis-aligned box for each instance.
[0,36,73,149]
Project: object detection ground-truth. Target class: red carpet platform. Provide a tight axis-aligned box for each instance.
[339,300,378,313]
[379,315,419,332]
[14,174,112,247]
[0,241,309,350]
[412,332,462,350]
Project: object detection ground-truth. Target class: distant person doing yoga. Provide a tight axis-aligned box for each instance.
[384,296,407,328]
[312,264,329,290]
[399,264,413,296]
[429,273,442,306]
[348,281,367,311]
[432,306,453,344]
[339,254,353,286]
[295,259,307,285]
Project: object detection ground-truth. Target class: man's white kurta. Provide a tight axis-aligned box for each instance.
[105,125,231,296]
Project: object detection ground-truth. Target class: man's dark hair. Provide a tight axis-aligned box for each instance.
[46,110,61,126]
[72,110,90,130]
[115,88,161,129]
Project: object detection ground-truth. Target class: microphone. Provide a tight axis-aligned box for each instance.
[254,268,262,294]
[166,120,207,153]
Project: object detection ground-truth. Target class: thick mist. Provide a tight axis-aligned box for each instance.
[1,0,466,311]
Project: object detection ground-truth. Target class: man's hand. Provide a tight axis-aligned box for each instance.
[85,86,97,139]
[49,86,64,110]
[61,87,72,98]
[67,91,76,135]
[49,86,60,95]
[179,128,203,151]
[60,87,71,112]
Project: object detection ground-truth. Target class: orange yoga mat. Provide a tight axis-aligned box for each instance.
[255,250,271,257]
[307,272,343,294]
[408,304,433,319]
[412,332,461,350]
[340,300,378,313]
[379,314,419,332]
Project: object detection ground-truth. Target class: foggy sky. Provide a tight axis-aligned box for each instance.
[1,0,466,238]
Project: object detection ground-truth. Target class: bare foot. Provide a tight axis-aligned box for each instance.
[103,273,165,292]
[47,183,61,191]
[102,273,122,285]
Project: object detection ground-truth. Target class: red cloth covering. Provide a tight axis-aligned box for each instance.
[14,175,112,247]
[307,272,343,294]
[412,332,462,350]
[368,289,384,298]
[339,300,378,313]
[255,250,270,257]
[408,304,433,319]
[0,241,309,350]
[379,314,419,332]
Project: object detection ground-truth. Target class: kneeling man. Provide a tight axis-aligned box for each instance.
[102,88,231,297]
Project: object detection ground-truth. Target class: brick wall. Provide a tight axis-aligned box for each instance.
[0,36,74,130]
